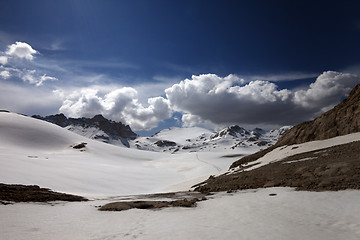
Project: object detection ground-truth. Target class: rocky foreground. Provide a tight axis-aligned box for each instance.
[194,140,360,193]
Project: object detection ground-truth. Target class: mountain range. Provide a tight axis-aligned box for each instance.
[32,113,292,153]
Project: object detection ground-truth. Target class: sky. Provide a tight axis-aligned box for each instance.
[0,0,360,136]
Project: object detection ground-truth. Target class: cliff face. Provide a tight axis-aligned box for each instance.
[276,84,360,147]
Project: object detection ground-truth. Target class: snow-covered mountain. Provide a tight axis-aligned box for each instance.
[33,114,138,147]
[33,114,291,153]
[132,125,292,153]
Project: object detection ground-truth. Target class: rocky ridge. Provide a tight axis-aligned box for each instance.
[276,84,360,146]
[33,114,138,147]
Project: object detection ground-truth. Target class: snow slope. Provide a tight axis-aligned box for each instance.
[0,112,239,197]
[1,188,360,240]
[152,127,213,145]
[238,132,360,171]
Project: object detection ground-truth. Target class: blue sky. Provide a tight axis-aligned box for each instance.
[0,0,360,135]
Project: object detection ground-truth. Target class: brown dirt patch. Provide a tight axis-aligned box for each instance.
[0,183,88,203]
[195,141,360,193]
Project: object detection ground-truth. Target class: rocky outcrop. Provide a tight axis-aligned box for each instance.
[276,84,360,147]
[33,114,138,147]
[154,140,177,147]
[0,183,88,202]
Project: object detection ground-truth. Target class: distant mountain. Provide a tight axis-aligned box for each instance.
[33,114,291,152]
[132,125,291,153]
[32,114,138,147]
[276,83,360,146]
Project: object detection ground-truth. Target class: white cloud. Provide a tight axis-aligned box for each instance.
[5,42,38,60]
[0,56,8,65]
[0,42,58,86]
[0,70,11,79]
[165,71,360,127]
[20,70,57,86]
[181,113,217,129]
[294,71,360,109]
[39,74,58,85]
[59,87,172,131]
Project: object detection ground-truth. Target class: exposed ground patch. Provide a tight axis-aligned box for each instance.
[98,191,207,211]
[0,183,88,203]
[99,198,199,211]
[195,141,360,193]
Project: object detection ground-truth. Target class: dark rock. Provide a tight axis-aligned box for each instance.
[0,183,88,202]
[99,198,198,211]
[72,142,87,149]
[154,140,177,147]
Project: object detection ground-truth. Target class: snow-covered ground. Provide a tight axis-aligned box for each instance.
[1,188,360,240]
[2,112,360,240]
[0,112,248,197]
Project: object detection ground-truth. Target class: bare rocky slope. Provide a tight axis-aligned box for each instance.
[276,83,360,146]
[195,84,360,193]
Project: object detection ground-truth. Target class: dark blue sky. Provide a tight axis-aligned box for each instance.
[1,0,360,135]
[2,0,359,79]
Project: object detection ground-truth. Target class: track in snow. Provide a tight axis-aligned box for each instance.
[196,153,222,172]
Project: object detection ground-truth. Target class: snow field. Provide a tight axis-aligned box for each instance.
[1,188,360,240]
[0,112,238,197]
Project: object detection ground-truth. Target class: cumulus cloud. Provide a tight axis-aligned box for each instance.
[293,71,360,110]
[5,41,38,60]
[59,87,172,130]
[165,71,360,127]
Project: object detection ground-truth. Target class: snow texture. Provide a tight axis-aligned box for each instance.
[1,188,360,240]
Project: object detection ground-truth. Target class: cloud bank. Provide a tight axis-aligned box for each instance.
[56,71,360,131]
[1,42,360,131]
[165,71,360,127]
